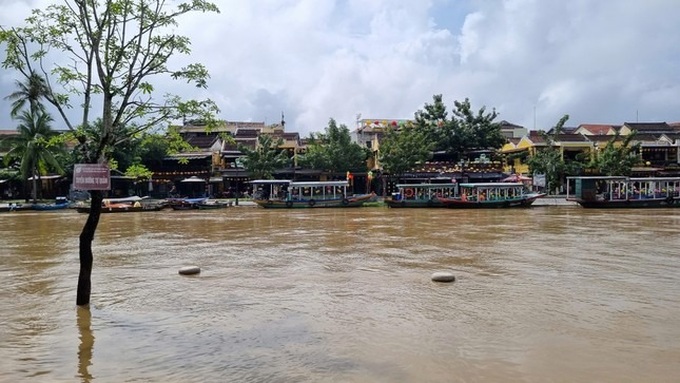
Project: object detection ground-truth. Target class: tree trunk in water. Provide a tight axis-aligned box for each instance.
[77,190,103,307]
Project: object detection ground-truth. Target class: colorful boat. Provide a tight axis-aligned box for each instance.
[437,182,545,208]
[251,180,375,208]
[385,183,459,208]
[566,176,680,208]
[75,196,165,213]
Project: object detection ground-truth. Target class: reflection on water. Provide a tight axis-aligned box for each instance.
[1,207,680,382]
[77,307,94,383]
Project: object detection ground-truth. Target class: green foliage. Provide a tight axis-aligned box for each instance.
[415,95,504,163]
[0,0,221,164]
[379,124,433,176]
[298,118,369,172]
[527,115,570,193]
[239,134,290,179]
[125,164,154,180]
[588,132,641,176]
[4,109,64,201]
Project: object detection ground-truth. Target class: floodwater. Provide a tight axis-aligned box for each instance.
[1,206,679,383]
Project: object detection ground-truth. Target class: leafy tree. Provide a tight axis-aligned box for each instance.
[589,132,641,176]
[0,0,220,306]
[299,118,369,173]
[415,95,504,163]
[4,110,63,202]
[239,134,290,179]
[378,123,433,176]
[527,115,570,193]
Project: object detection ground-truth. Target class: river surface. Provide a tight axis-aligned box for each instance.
[1,206,679,382]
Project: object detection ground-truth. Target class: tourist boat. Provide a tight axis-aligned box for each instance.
[437,182,545,208]
[75,196,165,213]
[250,179,375,208]
[385,183,459,208]
[566,176,680,208]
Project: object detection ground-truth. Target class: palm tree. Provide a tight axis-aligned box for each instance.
[4,72,48,118]
[4,110,63,202]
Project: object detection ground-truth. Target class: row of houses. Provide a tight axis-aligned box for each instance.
[2,118,680,199]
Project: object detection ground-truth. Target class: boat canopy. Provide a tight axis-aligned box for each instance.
[395,183,458,189]
[249,179,292,185]
[459,182,524,188]
[289,180,349,188]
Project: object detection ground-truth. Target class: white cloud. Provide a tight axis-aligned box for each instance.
[1,0,680,134]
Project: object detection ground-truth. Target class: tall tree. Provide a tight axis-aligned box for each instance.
[239,134,290,180]
[527,115,570,193]
[589,132,641,176]
[415,95,504,163]
[299,118,369,173]
[378,123,433,176]
[1,0,220,306]
[4,110,63,202]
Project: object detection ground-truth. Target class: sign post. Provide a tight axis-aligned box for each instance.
[73,164,111,191]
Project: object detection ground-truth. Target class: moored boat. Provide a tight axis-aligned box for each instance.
[167,197,208,210]
[32,201,71,211]
[196,200,232,209]
[437,182,545,208]
[385,183,459,208]
[566,176,680,208]
[251,179,375,208]
[75,196,165,213]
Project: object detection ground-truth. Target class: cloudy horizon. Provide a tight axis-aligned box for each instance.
[1,0,679,135]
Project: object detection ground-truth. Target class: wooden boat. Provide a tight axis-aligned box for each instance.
[32,201,70,211]
[196,200,232,209]
[566,176,680,208]
[167,197,207,210]
[437,182,545,208]
[385,183,459,208]
[75,196,165,213]
[251,179,375,208]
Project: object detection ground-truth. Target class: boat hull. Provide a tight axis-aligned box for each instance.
[384,198,446,208]
[570,197,680,208]
[76,205,165,213]
[32,203,70,211]
[254,194,375,209]
[438,194,544,209]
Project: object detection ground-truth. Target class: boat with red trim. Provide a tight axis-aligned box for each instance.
[385,183,459,208]
[251,180,375,208]
[437,182,545,208]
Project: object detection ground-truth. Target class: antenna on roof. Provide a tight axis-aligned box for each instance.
[636,109,639,122]
[281,111,285,128]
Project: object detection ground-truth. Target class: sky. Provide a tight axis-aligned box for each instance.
[1,0,680,136]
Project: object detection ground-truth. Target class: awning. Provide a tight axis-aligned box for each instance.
[180,176,206,183]
[27,175,63,181]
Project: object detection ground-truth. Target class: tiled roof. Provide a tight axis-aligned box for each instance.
[624,122,673,132]
[186,135,218,149]
[578,124,616,135]
[235,129,260,138]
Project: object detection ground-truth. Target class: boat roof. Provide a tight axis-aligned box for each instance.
[459,182,524,188]
[396,183,458,188]
[566,176,628,180]
[249,179,291,185]
[289,180,349,187]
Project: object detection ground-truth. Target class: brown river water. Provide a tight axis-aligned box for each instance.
[1,206,679,382]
